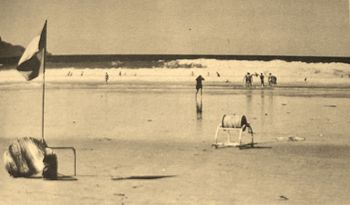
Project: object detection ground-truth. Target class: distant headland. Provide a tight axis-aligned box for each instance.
[0,37,25,58]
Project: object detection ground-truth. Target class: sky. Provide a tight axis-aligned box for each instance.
[0,0,349,56]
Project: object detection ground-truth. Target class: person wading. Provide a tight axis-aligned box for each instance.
[105,72,109,84]
[260,73,265,87]
[196,75,205,95]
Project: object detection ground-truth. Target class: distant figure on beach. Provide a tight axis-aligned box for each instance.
[216,72,221,77]
[304,77,307,83]
[81,71,84,76]
[244,72,253,87]
[268,73,277,86]
[191,71,194,76]
[260,73,265,87]
[105,72,109,84]
[119,71,122,76]
[196,75,205,95]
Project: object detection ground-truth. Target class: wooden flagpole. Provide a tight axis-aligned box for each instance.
[41,49,46,142]
[41,20,47,142]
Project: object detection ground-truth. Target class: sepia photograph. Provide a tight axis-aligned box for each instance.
[1,0,350,204]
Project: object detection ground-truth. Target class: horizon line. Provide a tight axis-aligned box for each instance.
[47,53,350,58]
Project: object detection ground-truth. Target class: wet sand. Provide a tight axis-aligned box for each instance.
[1,83,350,204]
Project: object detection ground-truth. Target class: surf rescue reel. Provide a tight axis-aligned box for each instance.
[212,114,254,148]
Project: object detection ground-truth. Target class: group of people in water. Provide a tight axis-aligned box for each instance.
[195,72,278,95]
[244,72,277,87]
[65,71,132,84]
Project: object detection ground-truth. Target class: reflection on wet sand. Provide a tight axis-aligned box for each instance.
[195,93,203,120]
[260,89,266,133]
[245,88,253,116]
[267,89,274,125]
[244,88,275,136]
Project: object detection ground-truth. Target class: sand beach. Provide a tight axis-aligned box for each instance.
[2,0,350,204]
[1,76,350,204]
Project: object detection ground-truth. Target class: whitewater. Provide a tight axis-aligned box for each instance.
[1,59,350,87]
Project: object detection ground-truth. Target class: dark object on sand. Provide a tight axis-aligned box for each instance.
[112,175,176,180]
[42,152,58,180]
[276,136,305,142]
[3,137,46,177]
[324,104,337,108]
[280,195,289,200]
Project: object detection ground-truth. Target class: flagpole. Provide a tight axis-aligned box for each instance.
[42,48,46,142]
[41,20,47,143]
[16,20,47,142]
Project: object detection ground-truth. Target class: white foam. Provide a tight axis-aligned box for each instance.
[1,59,350,85]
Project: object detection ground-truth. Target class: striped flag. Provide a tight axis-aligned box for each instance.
[17,21,47,81]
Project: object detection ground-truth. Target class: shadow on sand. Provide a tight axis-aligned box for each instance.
[111,175,176,181]
[238,142,272,150]
[238,145,272,150]
[213,142,272,150]
[25,175,78,181]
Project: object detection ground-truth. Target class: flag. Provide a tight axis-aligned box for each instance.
[17,21,47,81]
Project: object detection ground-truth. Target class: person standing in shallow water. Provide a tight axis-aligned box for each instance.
[105,72,109,84]
[260,73,265,87]
[268,73,272,86]
[244,72,252,87]
[196,75,205,95]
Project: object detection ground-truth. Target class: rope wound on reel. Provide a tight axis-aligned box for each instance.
[221,114,254,136]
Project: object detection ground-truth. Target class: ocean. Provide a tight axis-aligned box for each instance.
[0,55,350,88]
[1,54,350,69]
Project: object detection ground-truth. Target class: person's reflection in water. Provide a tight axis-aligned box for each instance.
[196,94,203,120]
[260,89,266,134]
[245,88,253,116]
[267,89,274,125]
